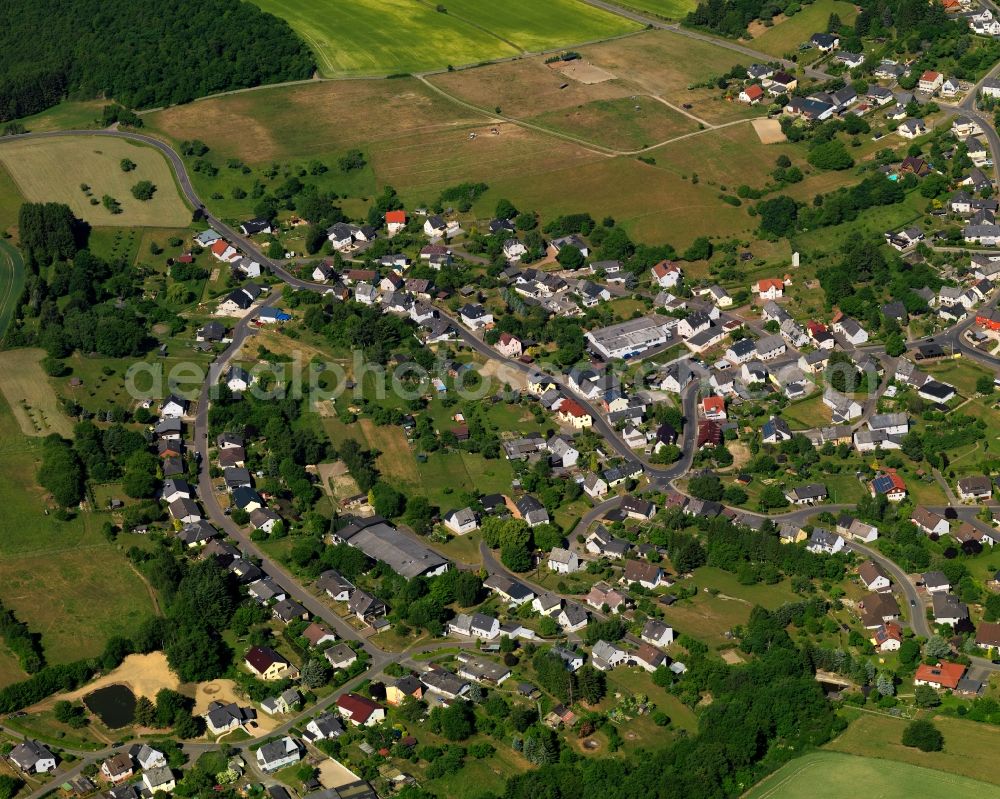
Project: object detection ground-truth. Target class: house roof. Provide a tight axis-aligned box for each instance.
[337,692,382,723]
[915,661,965,689]
[245,646,286,674]
[623,559,661,584]
[385,210,406,224]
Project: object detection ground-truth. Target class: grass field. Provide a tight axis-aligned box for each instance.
[746,750,996,799]
[747,0,859,59]
[249,0,637,76]
[0,136,190,227]
[528,96,698,150]
[0,349,74,437]
[0,241,25,342]
[0,385,155,675]
[826,710,1000,787]
[618,0,698,18]
[0,163,26,235]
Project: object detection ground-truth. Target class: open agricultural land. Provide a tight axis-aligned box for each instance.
[0,371,155,679]
[617,0,698,18]
[745,751,996,799]
[825,712,1000,788]
[0,136,190,227]
[144,28,873,248]
[746,0,858,58]
[248,0,640,76]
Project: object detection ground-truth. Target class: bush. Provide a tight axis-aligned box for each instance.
[902,719,943,751]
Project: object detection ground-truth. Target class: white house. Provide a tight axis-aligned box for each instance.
[443,507,478,535]
[548,547,581,573]
[255,738,301,773]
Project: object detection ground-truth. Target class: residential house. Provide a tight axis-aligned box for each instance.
[869,470,907,502]
[641,619,674,647]
[304,713,345,742]
[858,561,891,592]
[914,662,966,691]
[244,646,291,681]
[336,693,385,727]
[785,483,828,506]
[443,507,479,535]
[385,676,423,707]
[622,559,664,590]
[806,528,844,554]
[324,643,358,670]
[872,622,903,652]
[255,738,301,773]
[548,547,581,573]
[912,507,949,536]
[142,768,176,794]
[590,640,629,671]
[957,475,993,501]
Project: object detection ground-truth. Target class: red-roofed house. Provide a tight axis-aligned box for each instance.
[914,661,965,690]
[701,395,726,420]
[869,469,907,502]
[871,622,903,652]
[918,70,943,93]
[740,84,765,105]
[496,332,523,359]
[757,278,785,300]
[806,321,827,338]
[651,260,682,288]
[556,399,593,429]
[385,210,407,236]
[210,239,238,262]
[698,420,722,448]
[977,309,1000,332]
[336,693,385,726]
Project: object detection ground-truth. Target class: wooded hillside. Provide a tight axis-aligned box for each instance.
[0,0,316,121]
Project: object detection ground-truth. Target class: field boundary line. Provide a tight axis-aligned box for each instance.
[0,240,25,343]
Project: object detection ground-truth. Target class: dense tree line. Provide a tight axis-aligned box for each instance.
[652,510,847,585]
[0,0,314,120]
[498,606,841,799]
[0,601,45,673]
[18,203,82,267]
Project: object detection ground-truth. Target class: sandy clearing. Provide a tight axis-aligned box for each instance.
[752,118,787,144]
[59,653,180,704]
[557,61,616,84]
[315,461,361,500]
[318,759,361,788]
[479,358,529,391]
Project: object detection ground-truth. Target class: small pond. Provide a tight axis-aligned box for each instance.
[83,684,136,728]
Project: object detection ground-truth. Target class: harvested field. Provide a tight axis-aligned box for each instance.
[149,79,478,164]
[429,59,632,120]
[579,30,762,123]
[0,136,189,227]
[358,419,421,484]
[528,96,698,151]
[752,117,787,144]
[0,348,74,437]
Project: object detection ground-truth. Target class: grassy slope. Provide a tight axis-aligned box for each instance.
[616,0,698,18]
[746,750,996,798]
[825,711,1000,787]
[0,241,25,341]
[748,0,859,58]
[0,136,190,227]
[0,386,155,675]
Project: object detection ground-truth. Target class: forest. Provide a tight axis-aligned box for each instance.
[0,0,315,121]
